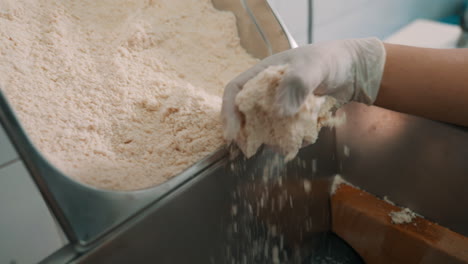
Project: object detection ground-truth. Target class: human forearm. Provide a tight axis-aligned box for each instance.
[376,44,468,126]
[222,39,468,146]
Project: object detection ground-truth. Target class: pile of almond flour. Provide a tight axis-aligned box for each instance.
[0,0,257,190]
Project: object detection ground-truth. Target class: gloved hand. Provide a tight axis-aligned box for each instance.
[222,37,386,142]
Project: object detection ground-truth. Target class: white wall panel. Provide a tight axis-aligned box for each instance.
[269,0,463,44]
[313,0,463,42]
[268,0,309,45]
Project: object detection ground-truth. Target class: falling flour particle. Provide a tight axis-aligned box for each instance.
[343,145,350,157]
[0,0,258,190]
[389,208,417,224]
[235,65,344,161]
[272,246,280,264]
[303,180,311,193]
[231,205,238,216]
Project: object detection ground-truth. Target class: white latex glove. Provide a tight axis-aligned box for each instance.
[222,37,386,142]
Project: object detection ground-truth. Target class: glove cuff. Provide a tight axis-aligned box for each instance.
[350,38,387,104]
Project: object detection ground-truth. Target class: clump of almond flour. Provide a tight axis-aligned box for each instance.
[235,65,345,161]
[0,0,258,190]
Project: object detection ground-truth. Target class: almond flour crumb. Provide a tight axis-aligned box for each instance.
[0,0,258,190]
[384,196,419,224]
[389,208,417,224]
[330,174,351,194]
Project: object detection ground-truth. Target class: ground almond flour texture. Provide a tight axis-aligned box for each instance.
[0,0,258,190]
[235,65,344,161]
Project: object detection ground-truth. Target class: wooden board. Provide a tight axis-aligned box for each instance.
[331,184,468,264]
